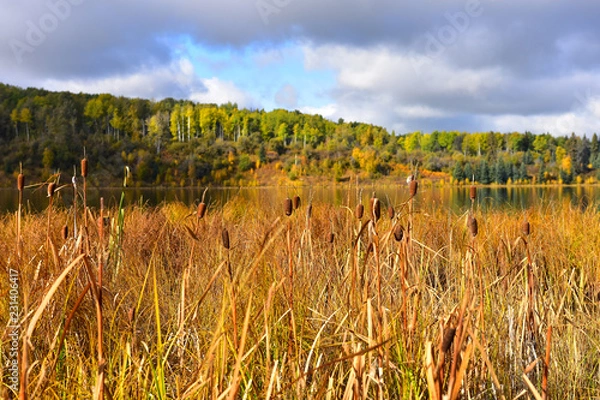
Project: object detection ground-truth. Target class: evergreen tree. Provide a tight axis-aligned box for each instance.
[519,163,528,181]
[477,160,491,184]
[575,136,591,173]
[452,162,465,182]
[591,133,599,155]
[537,164,545,183]
[464,162,474,182]
[493,158,508,184]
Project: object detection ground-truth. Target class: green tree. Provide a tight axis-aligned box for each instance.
[148,111,169,153]
[405,131,421,152]
[452,162,465,182]
[10,108,19,137]
[591,133,599,156]
[42,147,54,170]
[477,160,491,184]
[20,108,32,141]
[170,104,182,142]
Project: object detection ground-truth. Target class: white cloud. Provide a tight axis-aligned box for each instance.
[302,43,600,134]
[190,77,255,107]
[488,96,600,135]
[299,103,338,119]
[40,57,255,107]
[42,58,202,99]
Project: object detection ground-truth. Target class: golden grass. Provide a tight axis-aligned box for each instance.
[1,192,600,398]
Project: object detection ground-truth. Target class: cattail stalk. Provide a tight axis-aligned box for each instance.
[72,170,78,239]
[286,217,296,373]
[221,227,238,349]
[81,158,88,229]
[408,178,417,255]
[95,197,105,400]
[46,182,56,270]
[16,169,27,400]
[17,170,24,260]
[542,325,552,400]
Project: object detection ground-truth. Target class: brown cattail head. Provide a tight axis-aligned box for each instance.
[293,195,301,210]
[393,224,404,242]
[371,197,381,222]
[441,327,457,353]
[17,173,24,191]
[284,197,293,216]
[221,228,230,250]
[387,205,395,220]
[468,214,478,237]
[522,220,531,236]
[355,203,364,219]
[469,185,477,201]
[61,224,69,240]
[328,232,335,244]
[306,203,313,220]
[81,158,88,178]
[127,307,135,324]
[409,179,418,198]
[47,182,56,198]
[197,202,207,219]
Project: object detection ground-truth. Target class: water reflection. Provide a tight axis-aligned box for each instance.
[0,185,598,214]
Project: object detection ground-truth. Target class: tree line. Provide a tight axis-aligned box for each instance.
[0,83,599,187]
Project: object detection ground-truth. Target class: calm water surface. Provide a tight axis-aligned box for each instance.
[1,184,599,214]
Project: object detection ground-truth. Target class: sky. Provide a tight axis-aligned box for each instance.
[1,0,599,135]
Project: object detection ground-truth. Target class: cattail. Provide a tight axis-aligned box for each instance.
[468,214,478,237]
[284,197,293,216]
[469,185,477,201]
[409,179,418,198]
[97,217,108,232]
[61,225,69,240]
[441,327,457,353]
[393,224,404,242]
[328,232,335,244]
[197,202,207,219]
[355,203,364,219]
[47,182,56,198]
[306,203,312,220]
[371,197,381,222]
[387,205,395,220]
[127,307,135,324]
[17,173,24,191]
[522,220,531,236]
[293,195,301,210]
[81,158,88,178]
[221,228,230,250]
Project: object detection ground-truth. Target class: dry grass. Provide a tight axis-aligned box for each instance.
[1,189,600,399]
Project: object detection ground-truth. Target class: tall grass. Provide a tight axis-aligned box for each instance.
[2,187,600,398]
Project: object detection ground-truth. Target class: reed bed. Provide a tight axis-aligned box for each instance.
[1,185,600,399]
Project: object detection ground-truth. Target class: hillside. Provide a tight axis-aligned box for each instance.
[1,83,598,187]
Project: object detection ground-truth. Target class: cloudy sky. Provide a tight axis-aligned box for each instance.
[1,0,599,135]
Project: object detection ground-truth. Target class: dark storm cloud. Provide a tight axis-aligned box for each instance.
[3,0,597,80]
[1,0,598,133]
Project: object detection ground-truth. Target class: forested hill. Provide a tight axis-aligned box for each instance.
[1,83,599,187]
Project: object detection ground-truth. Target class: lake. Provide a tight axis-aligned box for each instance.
[1,184,598,214]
